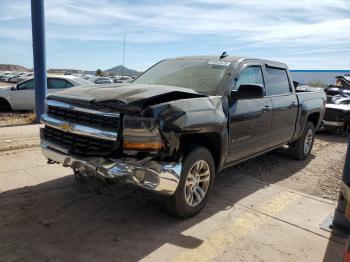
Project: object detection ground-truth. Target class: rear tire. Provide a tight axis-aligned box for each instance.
[0,98,12,112]
[160,146,215,218]
[289,122,315,160]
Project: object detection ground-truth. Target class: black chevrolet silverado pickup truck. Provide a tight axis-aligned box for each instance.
[41,56,326,217]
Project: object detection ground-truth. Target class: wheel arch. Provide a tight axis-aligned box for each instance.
[179,132,223,171]
[0,97,13,111]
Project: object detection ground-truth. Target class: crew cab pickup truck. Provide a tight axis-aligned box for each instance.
[41,56,326,217]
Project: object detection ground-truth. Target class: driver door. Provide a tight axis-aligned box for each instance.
[11,79,36,110]
[226,63,272,163]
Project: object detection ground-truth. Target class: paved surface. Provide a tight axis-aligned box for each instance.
[0,147,345,261]
[0,124,40,151]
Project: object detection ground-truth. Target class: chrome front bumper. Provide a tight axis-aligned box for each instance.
[41,140,182,195]
[323,120,344,127]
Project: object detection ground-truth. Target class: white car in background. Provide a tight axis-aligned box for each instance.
[16,72,34,83]
[92,76,113,84]
[2,73,16,82]
[0,75,91,111]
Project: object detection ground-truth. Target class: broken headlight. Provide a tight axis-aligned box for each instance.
[122,115,164,152]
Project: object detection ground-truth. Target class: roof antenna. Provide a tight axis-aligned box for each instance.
[220,51,228,59]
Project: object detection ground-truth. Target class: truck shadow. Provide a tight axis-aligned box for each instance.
[322,230,346,261]
[0,150,341,261]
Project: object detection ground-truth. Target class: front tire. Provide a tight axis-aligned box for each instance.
[161,146,215,218]
[289,121,315,160]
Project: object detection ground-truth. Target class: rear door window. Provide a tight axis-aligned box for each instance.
[265,67,291,96]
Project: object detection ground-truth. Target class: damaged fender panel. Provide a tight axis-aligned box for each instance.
[147,96,229,163]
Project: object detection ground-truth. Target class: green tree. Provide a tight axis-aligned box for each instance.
[96,69,103,76]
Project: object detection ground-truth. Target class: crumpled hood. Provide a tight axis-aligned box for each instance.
[47,83,206,112]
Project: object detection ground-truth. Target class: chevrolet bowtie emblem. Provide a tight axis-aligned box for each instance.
[59,122,75,132]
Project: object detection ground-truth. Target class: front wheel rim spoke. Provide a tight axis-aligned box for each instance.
[196,186,205,198]
[193,189,202,203]
[199,174,210,182]
[186,190,193,204]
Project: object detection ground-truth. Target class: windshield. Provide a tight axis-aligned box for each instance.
[133,59,230,95]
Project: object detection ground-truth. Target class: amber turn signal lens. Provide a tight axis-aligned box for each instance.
[123,141,163,150]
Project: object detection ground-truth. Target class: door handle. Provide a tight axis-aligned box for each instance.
[290,102,297,107]
[262,105,270,112]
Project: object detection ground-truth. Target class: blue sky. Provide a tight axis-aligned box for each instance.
[0,0,349,71]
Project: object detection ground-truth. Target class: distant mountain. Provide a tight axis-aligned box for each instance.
[0,64,31,72]
[0,63,141,76]
[105,65,141,76]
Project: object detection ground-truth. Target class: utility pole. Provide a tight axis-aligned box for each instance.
[333,135,350,232]
[121,32,126,77]
[31,0,47,123]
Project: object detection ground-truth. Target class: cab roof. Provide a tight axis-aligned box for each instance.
[165,55,288,69]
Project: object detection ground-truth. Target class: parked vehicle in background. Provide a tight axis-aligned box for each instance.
[334,97,350,105]
[93,77,113,84]
[1,72,16,82]
[0,75,91,111]
[323,104,350,134]
[113,76,133,83]
[81,74,94,80]
[8,72,28,83]
[323,75,350,134]
[40,55,326,217]
[16,72,34,83]
[0,72,12,81]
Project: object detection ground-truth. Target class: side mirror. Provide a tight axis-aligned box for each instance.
[11,86,16,91]
[293,81,299,88]
[231,84,265,101]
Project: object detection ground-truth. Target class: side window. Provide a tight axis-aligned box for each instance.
[48,78,71,89]
[266,67,291,96]
[17,79,35,90]
[235,66,264,90]
[66,81,73,88]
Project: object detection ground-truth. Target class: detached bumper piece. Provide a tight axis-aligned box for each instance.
[41,139,182,195]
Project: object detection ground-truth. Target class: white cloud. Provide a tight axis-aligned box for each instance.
[0,0,349,69]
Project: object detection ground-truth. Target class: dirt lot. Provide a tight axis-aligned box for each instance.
[233,132,347,201]
[0,112,35,127]
[0,133,347,261]
[0,81,9,87]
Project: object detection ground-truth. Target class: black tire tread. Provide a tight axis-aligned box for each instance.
[0,98,12,112]
[160,145,215,218]
[289,121,315,160]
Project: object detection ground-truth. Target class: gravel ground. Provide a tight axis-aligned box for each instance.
[0,112,35,127]
[232,132,347,201]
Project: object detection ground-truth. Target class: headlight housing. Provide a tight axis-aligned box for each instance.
[123,115,164,152]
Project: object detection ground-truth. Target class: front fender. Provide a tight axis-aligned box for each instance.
[147,96,228,156]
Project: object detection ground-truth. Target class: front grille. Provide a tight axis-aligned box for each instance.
[42,126,117,156]
[47,105,119,131]
[324,109,344,122]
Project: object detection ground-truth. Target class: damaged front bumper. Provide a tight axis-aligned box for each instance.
[41,140,182,195]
